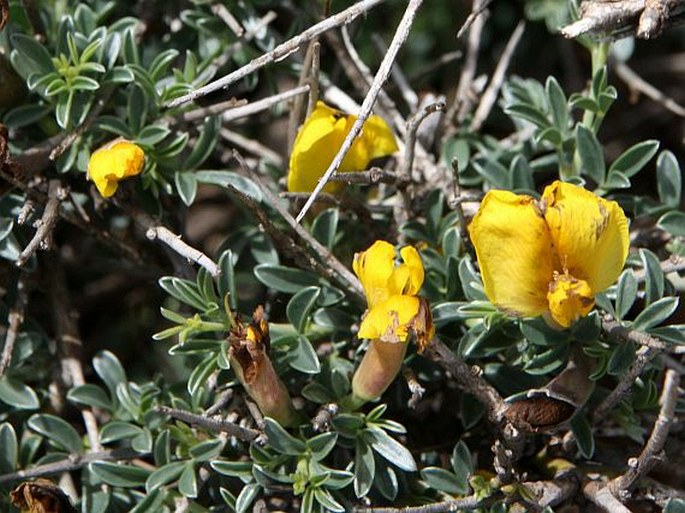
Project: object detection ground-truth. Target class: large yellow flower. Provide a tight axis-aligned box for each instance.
[88,140,145,197]
[287,101,398,193]
[468,181,629,328]
[349,240,434,406]
[353,240,430,344]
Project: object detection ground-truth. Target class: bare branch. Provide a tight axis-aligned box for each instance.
[167,0,387,108]
[145,225,220,277]
[584,480,633,513]
[0,277,27,377]
[16,179,65,267]
[610,369,680,498]
[156,406,260,442]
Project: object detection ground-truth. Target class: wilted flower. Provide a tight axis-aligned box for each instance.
[228,306,300,427]
[287,101,398,193]
[87,139,145,197]
[468,181,629,328]
[349,240,434,406]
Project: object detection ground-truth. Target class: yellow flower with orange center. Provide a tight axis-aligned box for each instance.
[287,101,398,193]
[87,140,145,197]
[349,240,434,406]
[468,181,629,328]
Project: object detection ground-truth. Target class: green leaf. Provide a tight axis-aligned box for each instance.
[145,461,186,492]
[313,488,345,512]
[640,249,664,305]
[451,440,473,490]
[127,84,147,135]
[633,297,679,331]
[421,467,465,494]
[0,423,18,474]
[11,33,54,74]
[93,350,127,400]
[218,249,236,309]
[195,171,262,201]
[286,335,321,374]
[473,158,509,188]
[504,104,550,128]
[615,270,638,320]
[90,461,151,487]
[0,377,40,410]
[67,384,112,411]
[235,483,260,513]
[158,276,206,310]
[28,414,83,453]
[363,427,416,472]
[576,124,605,185]
[129,489,165,513]
[100,421,143,444]
[311,208,339,250]
[175,171,198,206]
[354,439,375,497]
[189,439,225,462]
[183,116,220,170]
[657,211,685,237]
[607,340,636,376]
[137,124,171,146]
[71,75,100,91]
[307,432,338,461]
[286,286,320,333]
[603,170,631,189]
[374,462,398,500]
[254,264,320,293]
[211,460,253,480]
[179,462,198,498]
[264,417,306,455]
[546,76,568,133]
[664,499,685,513]
[570,412,594,458]
[609,140,659,178]
[656,151,681,207]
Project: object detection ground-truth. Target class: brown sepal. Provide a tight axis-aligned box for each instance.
[10,479,77,513]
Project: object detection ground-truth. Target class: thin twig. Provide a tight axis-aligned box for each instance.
[0,448,144,485]
[211,3,244,37]
[370,33,418,111]
[0,277,28,377]
[16,179,65,267]
[614,60,685,117]
[583,480,633,513]
[425,337,506,423]
[145,225,220,277]
[329,167,400,185]
[471,20,526,131]
[166,0,387,108]
[609,369,680,498]
[220,128,283,167]
[183,85,309,124]
[449,159,472,252]
[156,406,260,441]
[457,0,494,39]
[402,367,425,409]
[450,9,487,124]
[296,0,424,222]
[48,257,103,452]
[353,492,502,513]
[602,318,668,350]
[287,41,319,153]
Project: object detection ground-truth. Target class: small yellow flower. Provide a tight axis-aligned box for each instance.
[87,140,145,197]
[468,181,629,328]
[349,240,434,406]
[287,101,398,193]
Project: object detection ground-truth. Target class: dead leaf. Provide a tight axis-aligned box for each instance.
[9,479,77,513]
[0,0,8,32]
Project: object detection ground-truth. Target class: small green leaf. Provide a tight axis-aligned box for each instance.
[545,76,568,133]
[570,412,594,458]
[189,439,225,462]
[607,341,636,376]
[235,483,260,513]
[100,421,143,444]
[183,116,220,170]
[264,418,306,455]
[175,171,198,206]
[286,287,320,333]
[363,427,416,472]
[615,270,638,320]
[421,467,465,494]
[254,264,319,293]
[307,432,338,461]
[145,461,186,492]
[195,171,262,201]
[311,208,339,250]
[90,461,151,487]
[451,440,473,491]
[633,297,679,331]
[11,33,54,74]
[609,140,659,178]
[0,423,18,474]
[28,414,83,453]
[179,462,198,498]
[576,124,605,185]
[67,384,112,411]
[93,350,127,400]
[657,211,685,237]
[664,498,685,513]
[354,439,375,497]
[656,151,681,207]
[0,377,40,410]
[640,249,664,305]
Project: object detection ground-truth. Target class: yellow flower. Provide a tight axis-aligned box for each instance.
[87,140,145,197]
[348,240,434,406]
[287,101,398,193]
[468,181,629,328]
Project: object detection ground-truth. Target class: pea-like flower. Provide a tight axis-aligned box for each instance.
[88,140,145,197]
[349,240,434,406]
[468,181,629,328]
[287,101,398,193]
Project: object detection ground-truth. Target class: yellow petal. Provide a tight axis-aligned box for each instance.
[354,240,396,307]
[287,101,397,193]
[88,141,145,198]
[542,181,629,293]
[358,295,420,342]
[388,246,424,296]
[546,273,594,328]
[468,189,556,317]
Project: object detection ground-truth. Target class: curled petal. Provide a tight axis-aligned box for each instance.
[388,246,424,296]
[353,240,396,308]
[88,141,144,197]
[358,295,421,343]
[468,189,556,317]
[542,181,629,293]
